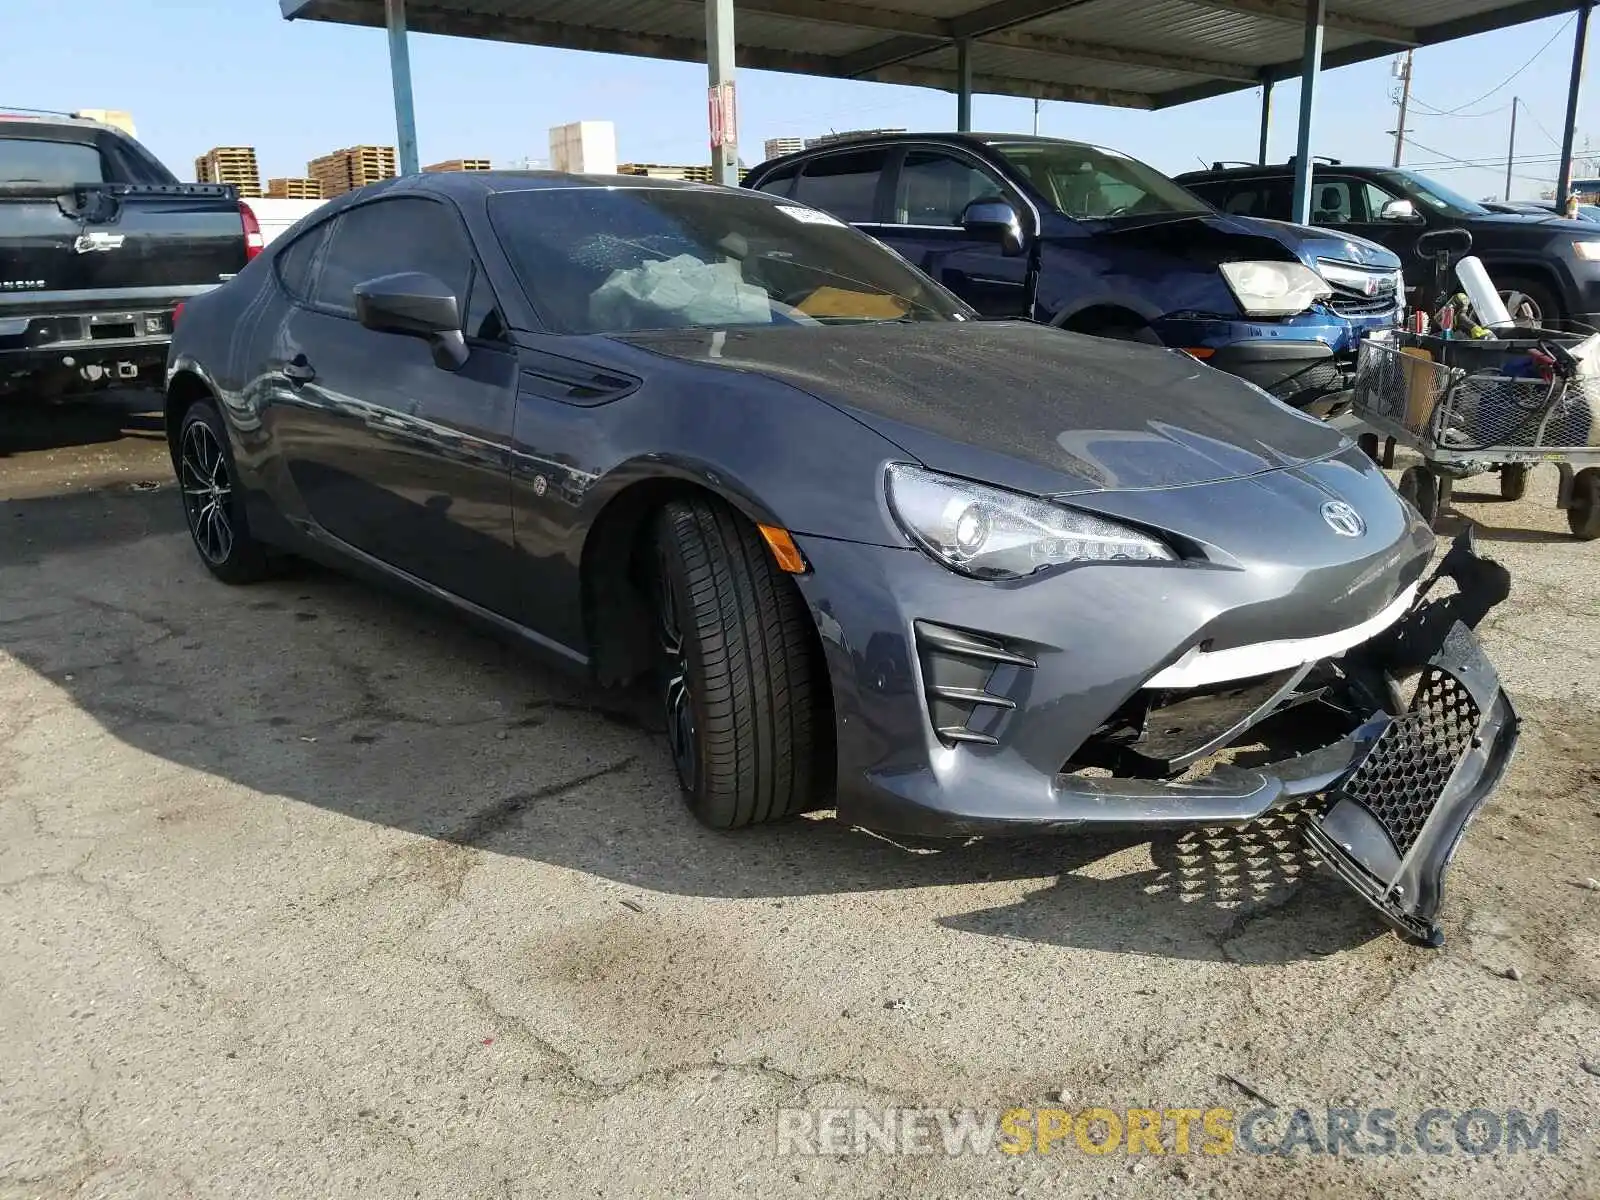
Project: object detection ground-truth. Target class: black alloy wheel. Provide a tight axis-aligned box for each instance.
[177,402,274,583]
[652,497,827,829]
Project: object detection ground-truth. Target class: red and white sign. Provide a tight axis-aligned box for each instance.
[708,82,738,150]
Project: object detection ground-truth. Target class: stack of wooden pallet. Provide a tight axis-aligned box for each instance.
[423,158,491,173]
[194,146,262,197]
[306,145,397,197]
[264,177,324,199]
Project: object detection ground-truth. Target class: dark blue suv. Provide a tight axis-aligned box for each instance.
[744,133,1403,411]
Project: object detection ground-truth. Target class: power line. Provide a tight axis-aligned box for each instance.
[1410,15,1574,115]
[1408,96,1512,120]
[1524,106,1564,149]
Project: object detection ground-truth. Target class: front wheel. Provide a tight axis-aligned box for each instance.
[653,498,827,829]
[177,401,275,584]
[1398,465,1440,527]
[1499,464,1530,501]
[1497,277,1562,330]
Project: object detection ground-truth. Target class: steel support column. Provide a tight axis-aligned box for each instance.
[1257,75,1273,164]
[384,0,419,175]
[1557,1,1593,211]
[1291,0,1326,225]
[957,38,973,131]
[707,0,738,186]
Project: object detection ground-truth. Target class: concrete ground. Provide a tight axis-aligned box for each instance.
[2,393,1597,1199]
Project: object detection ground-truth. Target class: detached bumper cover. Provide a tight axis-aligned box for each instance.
[1308,533,1518,943]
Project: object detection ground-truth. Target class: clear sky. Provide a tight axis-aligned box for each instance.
[4,0,1596,202]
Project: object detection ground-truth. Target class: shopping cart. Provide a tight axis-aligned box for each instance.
[1350,329,1600,539]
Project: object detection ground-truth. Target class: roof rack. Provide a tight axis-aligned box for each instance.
[1209,160,1258,170]
[1285,155,1343,166]
[0,105,77,120]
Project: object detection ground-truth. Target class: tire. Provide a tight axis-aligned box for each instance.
[1568,467,1600,540]
[176,400,275,584]
[1357,432,1380,463]
[1499,463,1530,501]
[1398,465,1440,527]
[652,497,825,829]
[1497,276,1562,330]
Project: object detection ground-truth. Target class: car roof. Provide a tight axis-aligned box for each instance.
[1178,162,1390,181]
[347,169,737,199]
[0,112,121,140]
[748,130,1108,177]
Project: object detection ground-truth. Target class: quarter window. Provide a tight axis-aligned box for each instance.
[274,223,328,302]
[753,162,798,198]
[790,149,889,223]
[312,197,472,317]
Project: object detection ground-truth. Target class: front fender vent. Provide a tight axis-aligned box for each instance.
[914,621,1035,748]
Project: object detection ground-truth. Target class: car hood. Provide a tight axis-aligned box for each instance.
[619,320,1349,496]
[1090,211,1400,270]
[1225,215,1402,268]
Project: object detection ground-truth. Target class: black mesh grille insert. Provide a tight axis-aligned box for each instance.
[1340,667,1481,856]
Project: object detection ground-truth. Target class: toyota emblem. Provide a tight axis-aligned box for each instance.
[1321,500,1365,537]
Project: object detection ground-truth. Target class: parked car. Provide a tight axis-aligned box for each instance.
[0,110,254,399]
[165,171,1515,943]
[743,133,1403,412]
[1178,160,1600,328]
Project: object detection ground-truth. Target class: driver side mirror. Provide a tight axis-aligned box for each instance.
[961,199,1026,256]
[1378,198,1421,222]
[354,271,469,370]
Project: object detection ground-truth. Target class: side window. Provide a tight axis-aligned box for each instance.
[463,264,504,341]
[1216,186,1261,216]
[1361,180,1402,221]
[312,197,472,317]
[894,151,1005,226]
[1310,178,1354,224]
[274,223,328,302]
[753,162,798,198]
[789,149,889,223]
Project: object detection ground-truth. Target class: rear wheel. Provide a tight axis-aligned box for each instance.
[652,497,826,828]
[1568,467,1600,540]
[177,401,275,584]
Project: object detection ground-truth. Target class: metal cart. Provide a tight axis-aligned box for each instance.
[1350,329,1600,540]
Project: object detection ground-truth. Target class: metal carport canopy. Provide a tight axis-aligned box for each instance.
[280,0,1593,217]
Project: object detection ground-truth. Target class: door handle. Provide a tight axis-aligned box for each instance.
[283,355,316,385]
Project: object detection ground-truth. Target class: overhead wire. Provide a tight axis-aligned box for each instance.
[1407,15,1574,114]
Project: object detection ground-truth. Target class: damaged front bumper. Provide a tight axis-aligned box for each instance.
[811,527,1517,946]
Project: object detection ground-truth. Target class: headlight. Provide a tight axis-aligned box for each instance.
[1572,240,1600,261]
[1219,260,1331,317]
[884,463,1175,580]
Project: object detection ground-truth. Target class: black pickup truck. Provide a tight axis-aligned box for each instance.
[1,112,254,399]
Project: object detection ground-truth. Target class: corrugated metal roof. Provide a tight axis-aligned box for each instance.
[280,0,1586,112]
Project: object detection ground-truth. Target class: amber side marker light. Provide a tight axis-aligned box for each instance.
[1182,347,1215,360]
[757,524,809,574]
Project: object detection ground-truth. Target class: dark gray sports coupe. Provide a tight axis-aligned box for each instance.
[164,171,1517,944]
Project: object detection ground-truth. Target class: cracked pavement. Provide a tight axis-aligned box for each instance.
[1,394,1597,1198]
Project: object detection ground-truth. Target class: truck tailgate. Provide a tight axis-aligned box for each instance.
[0,181,245,308]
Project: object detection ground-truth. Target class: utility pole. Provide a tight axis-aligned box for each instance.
[1504,96,1519,201]
[1033,98,1040,135]
[1391,49,1413,168]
